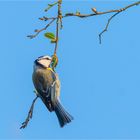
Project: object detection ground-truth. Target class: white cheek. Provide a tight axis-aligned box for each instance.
[39,59,51,67]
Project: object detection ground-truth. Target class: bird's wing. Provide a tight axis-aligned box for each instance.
[32,68,60,110]
[50,72,61,104]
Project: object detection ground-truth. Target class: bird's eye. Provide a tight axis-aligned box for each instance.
[46,58,50,60]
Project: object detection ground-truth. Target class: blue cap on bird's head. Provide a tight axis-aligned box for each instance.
[34,55,52,68]
[38,55,52,60]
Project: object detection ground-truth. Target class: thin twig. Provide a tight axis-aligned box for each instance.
[44,1,58,12]
[98,1,140,44]
[99,12,120,44]
[43,1,140,44]
[27,19,56,39]
[20,96,38,129]
[39,16,56,21]
[28,1,140,41]
[60,1,140,19]
[54,0,62,54]
[44,1,140,19]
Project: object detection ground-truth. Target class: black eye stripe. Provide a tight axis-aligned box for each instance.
[46,58,51,60]
[36,56,51,61]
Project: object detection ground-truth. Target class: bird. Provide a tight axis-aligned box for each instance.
[32,55,73,127]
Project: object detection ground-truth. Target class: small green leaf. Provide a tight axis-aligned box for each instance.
[44,32,55,40]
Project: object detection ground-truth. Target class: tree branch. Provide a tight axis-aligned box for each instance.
[54,0,62,55]
[20,96,38,129]
[62,1,140,19]
[98,1,140,44]
[27,1,140,41]
[99,12,120,44]
[38,1,139,44]
[27,19,56,39]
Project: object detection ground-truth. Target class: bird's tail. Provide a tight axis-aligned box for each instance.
[54,100,73,127]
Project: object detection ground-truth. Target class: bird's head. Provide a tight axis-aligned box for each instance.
[34,55,52,68]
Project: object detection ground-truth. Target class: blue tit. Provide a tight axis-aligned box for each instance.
[32,55,73,127]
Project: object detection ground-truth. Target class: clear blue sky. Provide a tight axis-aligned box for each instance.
[0,1,140,139]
